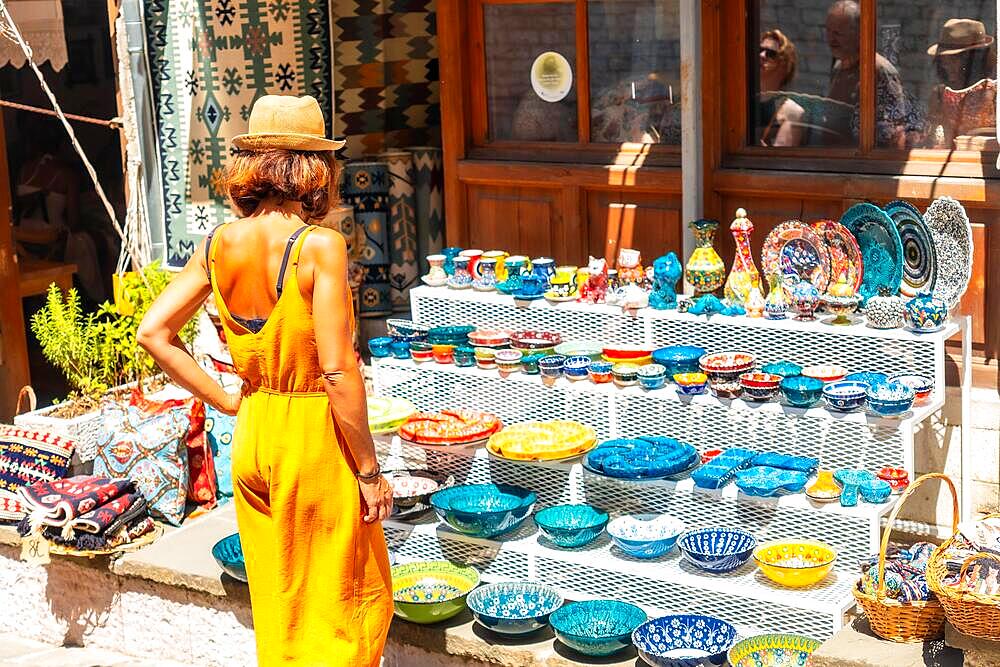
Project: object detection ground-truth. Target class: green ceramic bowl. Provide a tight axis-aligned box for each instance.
[391,560,480,624]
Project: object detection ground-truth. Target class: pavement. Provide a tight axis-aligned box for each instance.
[0,634,192,666]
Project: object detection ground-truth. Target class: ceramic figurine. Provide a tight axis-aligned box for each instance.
[685,219,726,295]
[422,254,447,286]
[864,287,906,329]
[617,248,645,286]
[724,208,761,305]
[447,255,473,289]
[745,286,765,318]
[473,256,499,291]
[483,250,509,282]
[649,252,682,310]
[442,246,462,276]
[822,272,860,325]
[791,279,820,321]
[764,273,788,320]
[904,292,949,333]
[578,256,609,304]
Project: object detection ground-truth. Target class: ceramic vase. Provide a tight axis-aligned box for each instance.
[904,293,949,332]
[723,208,761,305]
[685,219,726,296]
[442,247,462,276]
[791,279,820,321]
[745,286,765,318]
[764,274,789,320]
[423,254,447,286]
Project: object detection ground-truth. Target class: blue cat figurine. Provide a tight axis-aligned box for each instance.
[649,252,682,310]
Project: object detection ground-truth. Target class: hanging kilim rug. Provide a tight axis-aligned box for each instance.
[144,0,333,268]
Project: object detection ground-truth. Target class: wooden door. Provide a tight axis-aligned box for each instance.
[0,110,29,421]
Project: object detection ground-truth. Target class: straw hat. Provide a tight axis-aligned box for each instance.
[231,95,344,151]
[927,18,994,56]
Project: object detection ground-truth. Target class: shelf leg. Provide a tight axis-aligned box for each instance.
[960,315,972,521]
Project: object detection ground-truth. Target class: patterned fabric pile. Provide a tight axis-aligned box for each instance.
[16,476,154,551]
[938,517,1000,595]
[858,542,936,602]
[0,425,74,523]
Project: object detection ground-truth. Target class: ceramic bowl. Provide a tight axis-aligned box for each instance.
[588,360,614,383]
[538,355,566,382]
[452,345,475,367]
[779,376,825,408]
[563,355,593,381]
[632,614,738,667]
[878,467,910,494]
[427,325,475,345]
[739,372,781,402]
[510,330,562,350]
[677,527,757,574]
[521,353,543,375]
[466,581,563,635]
[430,483,536,538]
[638,364,668,390]
[534,504,609,548]
[652,345,707,377]
[905,294,949,332]
[727,633,821,667]
[674,372,709,395]
[760,361,802,378]
[390,339,412,359]
[385,470,442,509]
[859,479,892,503]
[801,365,847,383]
[844,371,888,389]
[368,336,394,358]
[886,372,934,402]
[753,540,836,588]
[474,347,498,369]
[386,319,430,338]
[603,345,655,363]
[431,343,456,364]
[468,329,511,347]
[607,513,685,559]
[698,351,755,373]
[550,600,647,657]
[612,363,640,388]
[410,342,434,363]
[555,341,603,361]
[495,348,523,365]
[822,380,869,412]
[391,560,480,624]
[212,533,247,582]
[866,381,915,417]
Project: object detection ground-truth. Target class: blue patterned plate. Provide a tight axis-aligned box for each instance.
[633,614,738,667]
[884,200,936,299]
[583,437,699,481]
[840,203,903,303]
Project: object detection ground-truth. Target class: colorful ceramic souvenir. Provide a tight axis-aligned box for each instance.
[562,355,592,381]
[885,200,936,299]
[496,255,528,294]
[806,470,842,504]
[431,344,456,364]
[587,361,613,384]
[761,361,801,378]
[839,203,904,303]
[801,365,846,383]
[685,219,726,295]
[633,615,738,667]
[866,381,915,417]
[727,634,821,667]
[761,220,831,293]
[904,293,949,332]
[822,380,868,412]
[510,330,562,351]
[447,256,473,289]
[763,273,789,320]
[399,409,502,446]
[652,345,705,377]
[452,345,475,367]
[578,256,609,304]
[391,561,480,624]
[611,363,640,388]
[513,274,546,300]
[745,286,766,318]
[472,256,499,291]
[534,504,609,548]
[468,329,510,348]
[877,467,910,494]
[550,600,647,657]
[430,483,536,538]
[368,396,418,434]
[674,372,709,395]
[545,265,579,301]
[554,341,602,361]
[486,420,597,462]
[844,371,887,388]
[473,347,497,369]
[466,582,563,635]
[753,540,836,587]
[864,287,906,329]
[923,196,973,310]
[495,348,523,378]
[531,257,556,286]
[739,372,782,402]
[441,247,462,276]
[677,528,757,573]
[637,364,668,390]
[734,467,808,497]
[811,219,863,295]
[607,513,686,559]
[616,248,644,287]
[886,372,933,403]
[779,376,824,408]
[538,355,566,385]
[521,353,543,375]
[822,272,861,325]
[368,336,393,358]
[482,250,509,282]
[649,252,682,310]
[791,279,821,320]
[724,208,762,305]
[422,254,447,286]
[583,436,699,481]
[459,248,483,279]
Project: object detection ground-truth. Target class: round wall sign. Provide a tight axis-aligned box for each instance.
[530,51,572,103]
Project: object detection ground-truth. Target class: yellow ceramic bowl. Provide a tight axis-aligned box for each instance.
[673,372,708,385]
[603,354,653,366]
[753,540,836,588]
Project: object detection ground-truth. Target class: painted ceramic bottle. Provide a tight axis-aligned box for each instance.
[764,273,788,320]
[685,219,726,295]
[723,208,761,305]
[745,286,765,318]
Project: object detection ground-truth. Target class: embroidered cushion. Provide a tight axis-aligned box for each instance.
[0,425,74,522]
[204,406,236,498]
[94,403,190,526]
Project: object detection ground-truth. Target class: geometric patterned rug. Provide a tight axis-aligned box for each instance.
[144,0,333,268]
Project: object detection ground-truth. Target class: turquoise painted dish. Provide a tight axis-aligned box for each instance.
[652,345,706,378]
[212,533,247,582]
[727,633,821,667]
[761,361,802,378]
[534,504,609,548]
[550,599,647,656]
[844,371,888,388]
[430,483,537,538]
[840,203,904,304]
[779,376,824,408]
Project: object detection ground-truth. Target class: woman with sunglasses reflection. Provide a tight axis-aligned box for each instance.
[758,29,806,146]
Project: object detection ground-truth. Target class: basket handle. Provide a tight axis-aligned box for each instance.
[876,472,958,600]
[15,386,36,415]
[955,551,1000,592]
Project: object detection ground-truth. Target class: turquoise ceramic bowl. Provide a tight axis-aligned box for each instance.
[534,504,609,548]
[761,360,802,378]
[466,582,563,635]
[550,600,647,656]
[367,336,394,358]
[866,381,915,417]
[780,376,825,408]
[430,483,537,538]
[212,533,247,582]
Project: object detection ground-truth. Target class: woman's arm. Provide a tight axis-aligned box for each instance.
[309,228,392,523]
[136,240,241,415]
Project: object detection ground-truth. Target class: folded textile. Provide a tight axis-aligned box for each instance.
[16,490,152,551]
[858,541,937,602]
[0,425,75,522]
[17,475,133,532]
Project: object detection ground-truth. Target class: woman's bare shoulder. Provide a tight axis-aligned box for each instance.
[301,226,347,269]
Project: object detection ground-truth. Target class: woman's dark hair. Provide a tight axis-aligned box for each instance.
[214,149,340,219]
[935,45,996,88]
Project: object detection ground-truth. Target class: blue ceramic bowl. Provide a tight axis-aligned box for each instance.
[563,355,592,380]
[452,345,475,367]
[534,504,609,548]
[652,346,707,378]
[866,381,915,417]
[844,371,888,389]
[761,361,802,378]
[632,614,739,667]
[386,318,430,338]
[780,376,825,408]
[607,513,685,559]
[466,581,563,635]
[822,380,869,412]
[212,533,247,582]
[638,364,668,390]
[677,527,757,573]
[859,479,892,503]
[368,336,394,358]
[390,339,412,359]
[521,353,543,375]
[430,483,537,538]
[550,600,647,656]
[427,325,475,344]
[538,355,567,378]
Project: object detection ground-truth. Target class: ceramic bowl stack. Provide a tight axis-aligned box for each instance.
[727,634,821,667]
[699,352,755,399]
[822,380,868,412]
[638,364,668,390]
[430,483,537,538]
[753,540,837,588]
[495,349,523,377]
[674,372,709,395]
[212,533,247,582]
[603,345,655,366]
[550,600,648,656]
[467,329,510,349]
[607,513,686,559]
[466,582,563,635]
[555,341,603,361]
[887,372,934,403]
[390,561,480,624]
[652,345,706,378]
[534,504,609,548]
[427,325,475,347]
[866,380,915,417]
[368,336,394,358]
[632,614,739,667]
[677,527,757,573]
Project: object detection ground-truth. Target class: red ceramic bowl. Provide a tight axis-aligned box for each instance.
[801,365,847,383]
[699,351,755,372]
[602,345,654,361]
[411,349,434,363]
[877,467,910,493]
[468,329,511,347]
[739,372,782,389]
[510,330,562,349]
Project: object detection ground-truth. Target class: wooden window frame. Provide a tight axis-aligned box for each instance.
[720,0,999,179]
[468,0,682,167]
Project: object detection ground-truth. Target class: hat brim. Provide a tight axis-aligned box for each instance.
[928,35,994,56]
[231,133,345,151]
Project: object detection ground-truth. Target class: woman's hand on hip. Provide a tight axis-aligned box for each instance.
[359,475,393,523]
[219,391,243,416]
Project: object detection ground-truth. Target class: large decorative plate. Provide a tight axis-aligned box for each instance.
[761,220,831,292]
[398,409,503,445]
[839,203,903,303]
[486,420,597,462]
[923,196,973,309]
[810,219,862,294]
[884,200,937,299]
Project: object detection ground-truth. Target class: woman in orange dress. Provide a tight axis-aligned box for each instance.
[138,94,394,666]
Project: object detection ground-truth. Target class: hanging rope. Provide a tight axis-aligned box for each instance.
[0,99,121,127]
[0,1,149,284]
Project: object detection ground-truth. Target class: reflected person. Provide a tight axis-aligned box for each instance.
[758,29,806,146]
[926,18,996,147]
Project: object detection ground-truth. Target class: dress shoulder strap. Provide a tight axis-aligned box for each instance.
[204,224,225,283]
[275,225,312,298]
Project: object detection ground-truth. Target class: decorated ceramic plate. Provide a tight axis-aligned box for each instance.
[810,219,862,294]
[884,200,937,299]
[923,196,973,309]
[486,420,597,462]
[398,409,503,445]
[761,220,831,293]
[839,203,903,303]
[368,396,418,435]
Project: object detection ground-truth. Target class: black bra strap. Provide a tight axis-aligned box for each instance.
[275,226,310,298]
[204,226,221,282]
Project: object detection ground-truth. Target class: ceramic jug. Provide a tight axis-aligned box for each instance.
[459,248,483,279]
[447,256,473,289]
[764,273,788,320]
[723,208,761,305]
[685,219,726,296]
[483,250,509,282]
[473,257,499,291]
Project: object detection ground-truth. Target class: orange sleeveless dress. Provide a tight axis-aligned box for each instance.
[207,225,393,666]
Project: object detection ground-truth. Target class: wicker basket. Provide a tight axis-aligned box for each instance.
[927,512,1000,640]
[852,472,957,642]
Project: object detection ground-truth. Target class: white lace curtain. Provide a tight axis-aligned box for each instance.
[0,0,67,71]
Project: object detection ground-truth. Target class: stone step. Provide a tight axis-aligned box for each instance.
[0,634,192,667]
[809,618,963,667]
